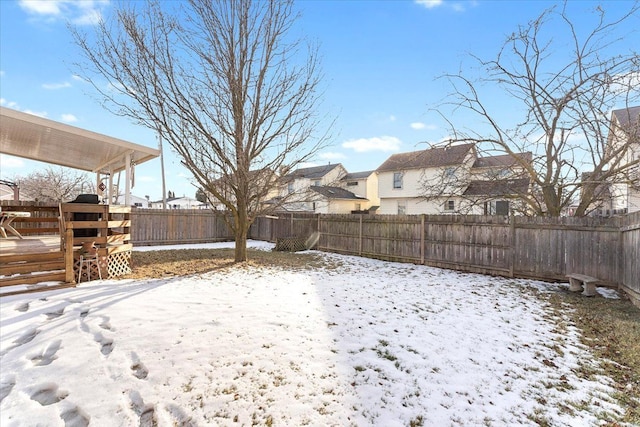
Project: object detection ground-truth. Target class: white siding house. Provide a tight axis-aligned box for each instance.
[340,171,379,212]
[276,164,356,213]
[607,106,640,214]
[150,196,205,209]
[376,144,532,215]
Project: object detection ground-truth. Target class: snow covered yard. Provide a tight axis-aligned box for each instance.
[0,242,628,426]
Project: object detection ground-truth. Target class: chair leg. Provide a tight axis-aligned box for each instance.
[78,256,84,283]
[96,257,103,280]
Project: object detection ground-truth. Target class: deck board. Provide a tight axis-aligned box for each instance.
[0,236,61,255]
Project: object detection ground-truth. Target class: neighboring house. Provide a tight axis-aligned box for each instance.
[605,106,640,214]
[115,194,150,208]
[308,186,368,214]
[150,196,205,209]
[276,163,358,213]
[340,171,379,212]
[465,153,532,215]
[376,143,531,215]
[205,168,280,212]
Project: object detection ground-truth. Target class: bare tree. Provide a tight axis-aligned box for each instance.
[435,2,640,216]
[15,167,95,202]
[71,0,329,261]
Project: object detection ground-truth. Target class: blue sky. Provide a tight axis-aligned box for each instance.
[1,0,637,201]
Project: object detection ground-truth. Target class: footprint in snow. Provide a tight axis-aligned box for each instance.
[29,383,69,406]
[60,404,91,427]
[45,308,66,320]
[0,376,16,403]
[94,333,114,356]
[128,390,156,427]
[99,316,113,331]
[15,302,30,312]
[14,328,39,346]
[30,340,62,366]
[130,352,149,380]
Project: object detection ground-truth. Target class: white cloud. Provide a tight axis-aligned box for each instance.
[0,154,25,169]
[319,152,346,161]
[388,115,397,122]
[0,70,5,77]
[61,113,78,123]
[42,81,72,90]
[415,0,474,12]
[415,0,443,9]
[18,0,107,26]
[410,122,438,131]
[342,136,402,153]
[19,0,62,16]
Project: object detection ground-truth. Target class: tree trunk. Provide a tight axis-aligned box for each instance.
[234,228,248,262]
[234,206,249,262]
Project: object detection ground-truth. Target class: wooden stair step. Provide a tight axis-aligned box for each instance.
[0,282,75,297]
[0,271,66,288]
[1,259,65,276]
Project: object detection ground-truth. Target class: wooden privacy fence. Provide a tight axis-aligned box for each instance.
[130,208,233,245]
[251,212,639,301]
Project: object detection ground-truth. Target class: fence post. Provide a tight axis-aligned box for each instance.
[65,228,75,283]
[421,214,425,265]
[359,214,363,256]
[509,215,515,278]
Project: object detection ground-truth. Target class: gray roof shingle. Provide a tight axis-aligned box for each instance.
[376,143,475,172]
[473,152,532,168]
[342,171,374,180]
[463,178,530,196]
[310,186,367,200]
[285,164,342,180]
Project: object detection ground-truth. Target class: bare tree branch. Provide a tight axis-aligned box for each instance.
[433,2,640,216]
[71,0,330,260]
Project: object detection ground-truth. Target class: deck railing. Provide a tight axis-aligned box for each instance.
[59,203,132,282]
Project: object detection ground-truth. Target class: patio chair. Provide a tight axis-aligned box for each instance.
[78,242,102,283]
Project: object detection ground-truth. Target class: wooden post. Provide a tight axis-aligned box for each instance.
[421,214,425,265]
[509,215,516,278]
[359,214,363,256]
[64,228,75,283]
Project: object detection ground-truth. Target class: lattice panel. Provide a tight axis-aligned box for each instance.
[275,236,306,252]
[74,256,106,282]
[108,251,132,277]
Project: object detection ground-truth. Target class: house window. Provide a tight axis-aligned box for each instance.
[495,200,509,215]
[484,200,510,215]
[355,203,361,211]
[444,200,455,211]
[393,172,403,189]
[313,180,321,186]
[397,201,406,215]
[346,181,358,186]
[312,202,316,211]
[287,182,294,194]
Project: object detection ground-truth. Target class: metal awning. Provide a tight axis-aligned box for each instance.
[0,106,159,174]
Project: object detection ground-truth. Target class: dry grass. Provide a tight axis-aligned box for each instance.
[121,248,327,280]
[120,247,640,423]
[541,289,640,425]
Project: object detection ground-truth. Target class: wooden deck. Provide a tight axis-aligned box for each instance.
[0,235,69,296]
[0,235,61,255]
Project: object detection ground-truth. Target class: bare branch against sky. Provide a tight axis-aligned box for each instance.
[71,0,331,261]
